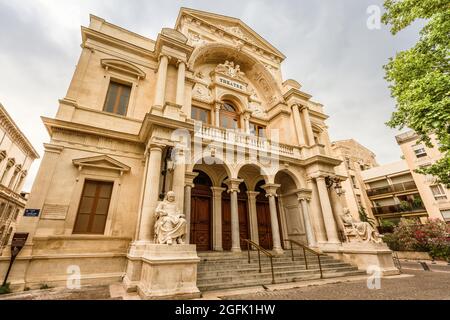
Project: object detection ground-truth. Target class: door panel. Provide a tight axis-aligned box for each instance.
[257,201,273,250]
[190,195,211,251]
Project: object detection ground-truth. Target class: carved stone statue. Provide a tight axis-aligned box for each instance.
[154,191,187,245]
[340,208,382,244]
[215,61,246,81]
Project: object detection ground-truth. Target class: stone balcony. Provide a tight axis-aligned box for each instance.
[193,124,330,161]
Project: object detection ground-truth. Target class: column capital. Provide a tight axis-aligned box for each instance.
[185,171,199,188]
[158,54,170,63]
[147,143,165,153]
[246,191,260,199]
[224,178,243,193]
[211,186,226,196]
[296,190,312,202]
[176,59,186,67]
[261,183,281,197]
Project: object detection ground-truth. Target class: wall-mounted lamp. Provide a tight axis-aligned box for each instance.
[325,176,344,196]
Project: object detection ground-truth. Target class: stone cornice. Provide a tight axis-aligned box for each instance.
[0,103,39,159]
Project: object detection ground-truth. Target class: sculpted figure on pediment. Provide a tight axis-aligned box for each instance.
[192,83,214,103]
[215,61,246,81]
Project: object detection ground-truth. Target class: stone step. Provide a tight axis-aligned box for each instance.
[198,255,335,263]
[198,270,365,292]
[197,266,360,286]
[198,261,350,273]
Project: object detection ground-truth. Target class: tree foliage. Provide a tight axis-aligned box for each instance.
[382,0,450,186]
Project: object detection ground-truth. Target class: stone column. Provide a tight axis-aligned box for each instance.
[262,184,283,254]
[184,172,199,244]
[329,186,346,240]
[153,55,169,110]
[297,195,317,247]
[247,191,260,245]
[301,106,316,146]
[224,178,243,252]
[214,102,221,127]
[176,60,186,107]
[315,177,340,244]
[138,144,164,242]
[211,187,225,251]
[243,112,251,134]
[172,149,186,211]
[291,104,306,145]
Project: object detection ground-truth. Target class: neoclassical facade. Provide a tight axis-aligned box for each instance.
[2,8,374,291]
[0,104,39,255]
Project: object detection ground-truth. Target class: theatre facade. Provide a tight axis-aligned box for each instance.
[1,8,397,295]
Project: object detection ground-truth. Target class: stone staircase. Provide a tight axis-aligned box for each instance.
[197,249,365,292]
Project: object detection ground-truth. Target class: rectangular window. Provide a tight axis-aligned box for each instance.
[73,180,114,235]
[191,106,211,124]
[430,184,448,200]
[441,210,450,222]
[220,114,239,129]
[249,122,266,137]
[413,144,427,158]
[103,81,131,116]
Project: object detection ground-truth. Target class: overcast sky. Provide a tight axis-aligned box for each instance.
[0,0,422,192]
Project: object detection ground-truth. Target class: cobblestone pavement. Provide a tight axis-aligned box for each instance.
[222,269,450,300]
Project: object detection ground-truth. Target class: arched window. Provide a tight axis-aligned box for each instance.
[220,101,240,129]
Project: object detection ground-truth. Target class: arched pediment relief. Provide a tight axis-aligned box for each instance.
[192,83,214,104]
[189,44,284,108]
[72,155,131,175]
[186,30,213,47]
[214,61,246,82]
[101,59,146,80]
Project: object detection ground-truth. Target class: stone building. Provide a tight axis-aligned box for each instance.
[0,104,39,254]
[396,131,450,222]
[362,160,428,225]
[1,8,396,294]
[331,139,378,221]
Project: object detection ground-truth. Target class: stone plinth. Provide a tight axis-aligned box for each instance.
[130,244,200,300]
[324,242,400,276]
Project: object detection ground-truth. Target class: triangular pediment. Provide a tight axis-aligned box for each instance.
[176,8,285,60]
[72,155,131,173]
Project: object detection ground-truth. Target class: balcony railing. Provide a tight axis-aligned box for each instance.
[373,202,426,215]
[366,181,417,197]
[194,124,301,158]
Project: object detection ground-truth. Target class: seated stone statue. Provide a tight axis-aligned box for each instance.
[340,208,382,244]
[154,191,187,245]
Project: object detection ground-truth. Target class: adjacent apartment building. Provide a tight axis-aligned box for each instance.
[331,139,378,220]
[361,130,450,225]
[396,131,450,222]
[0,104,39,254]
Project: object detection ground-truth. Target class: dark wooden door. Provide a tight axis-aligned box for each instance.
[221,190,232,251]
[190,172,213,252]
[238,199,249,249]
[256,197,273,250]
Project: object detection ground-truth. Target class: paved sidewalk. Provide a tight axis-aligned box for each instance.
[221,269,450,300]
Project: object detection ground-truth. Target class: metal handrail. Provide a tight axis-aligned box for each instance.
[284,239,323,279]
[242,239,276,284]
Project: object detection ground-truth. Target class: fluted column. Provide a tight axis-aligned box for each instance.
[297,194,317,247]
[262,184,283,254]
[153,55,169,110]
[138,144,164,242]
[176,60,186,107]
[224,178,243,252]
[184,172,198,244]
[315,177,340,244]
[211,187,226,251]
[301,106,315,146]
[247,191,260,245]
[292,104,306,145]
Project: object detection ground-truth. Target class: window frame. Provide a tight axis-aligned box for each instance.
[191,105,211,124]
[430,184,448,201]
[249,122,266,138]
[103,79,132,117]
[72,180,114,235]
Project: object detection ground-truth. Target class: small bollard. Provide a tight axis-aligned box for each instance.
[419,261,430,271]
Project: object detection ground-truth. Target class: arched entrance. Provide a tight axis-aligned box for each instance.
[190,171,213,251]
[255,180,283,250]
[222,181,249,250]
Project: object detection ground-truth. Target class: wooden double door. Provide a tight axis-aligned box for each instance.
[190,173,213,252]
[221,183,250,251]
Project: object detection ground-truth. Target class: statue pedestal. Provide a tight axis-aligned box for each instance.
[323,242,400,276]
[128,244,201,300]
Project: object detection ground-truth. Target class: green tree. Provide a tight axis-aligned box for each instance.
[382,0,450,186]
